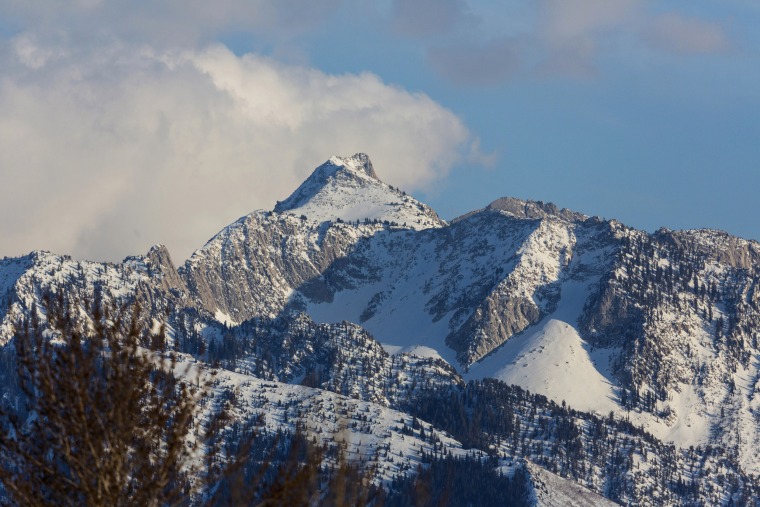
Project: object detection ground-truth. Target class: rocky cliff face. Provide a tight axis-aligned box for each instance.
[179,212,388,323]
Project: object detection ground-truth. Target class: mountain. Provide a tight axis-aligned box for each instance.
[274,153,445,229]
[1,154,760,505]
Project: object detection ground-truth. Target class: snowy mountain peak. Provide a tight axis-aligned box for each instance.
[328,153,379,180]
[273,154,445,230]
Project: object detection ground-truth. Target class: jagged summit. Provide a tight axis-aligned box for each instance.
[332,153,379,180]
[274,154,445,230]
[452,196,589,224]
[486,196,588,222]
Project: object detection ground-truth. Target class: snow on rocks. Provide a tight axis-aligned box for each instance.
[274,154,445,230]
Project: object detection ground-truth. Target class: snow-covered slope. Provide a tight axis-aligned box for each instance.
[303,210,617,379]
[275,153,445,230]
[468,278,619,417]
[185,360,474,485]
[578,226,760,475]
[0,250,152,345]
[527,461,620,507]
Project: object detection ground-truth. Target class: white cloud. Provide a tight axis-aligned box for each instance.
[0,41,473,262]
[390,0,477,38]
[539,0,638,42]
[531,1,734,76]
[532,0,637,75]
[643,13,731,55]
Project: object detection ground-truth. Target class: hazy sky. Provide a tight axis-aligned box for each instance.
[1,1,759,262]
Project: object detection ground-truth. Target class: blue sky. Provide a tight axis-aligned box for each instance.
[1,1,759,261]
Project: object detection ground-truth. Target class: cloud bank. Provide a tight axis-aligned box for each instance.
[0,40,472,262]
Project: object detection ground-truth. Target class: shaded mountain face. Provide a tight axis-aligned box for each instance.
[2,154,760,504]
